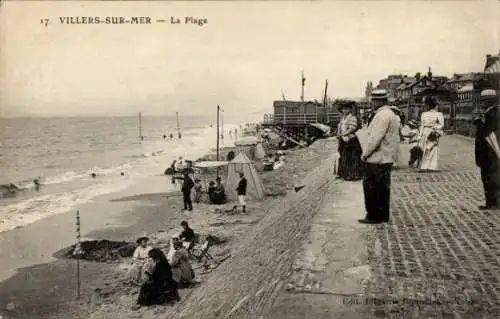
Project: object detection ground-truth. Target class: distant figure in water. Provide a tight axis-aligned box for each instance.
[163,134,167,139]
[169,133,174,139]
[178,132,182,139]
[91,173,96,178]
[140,136,144,141]
[34,178,41,191]
[121,172,125,176]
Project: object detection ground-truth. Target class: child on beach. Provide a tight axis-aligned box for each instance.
[193,178,202,203]
[178,221,195,251]
[403,120,422,168]
[127,237,153,285]
[236,172,247,213]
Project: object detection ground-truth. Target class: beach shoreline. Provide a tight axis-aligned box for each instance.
[0,138,337,319]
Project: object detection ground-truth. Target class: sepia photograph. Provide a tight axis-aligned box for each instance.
[0,0,499,318]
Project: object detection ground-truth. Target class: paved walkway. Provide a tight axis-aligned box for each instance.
[265,135,500,319]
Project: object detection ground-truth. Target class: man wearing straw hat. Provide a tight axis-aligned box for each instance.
[474,89,500,210]
[359,89,401,224]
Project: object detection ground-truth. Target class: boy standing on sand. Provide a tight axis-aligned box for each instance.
[236,172,247,213]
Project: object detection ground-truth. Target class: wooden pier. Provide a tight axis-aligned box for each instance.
[261,100,341,145]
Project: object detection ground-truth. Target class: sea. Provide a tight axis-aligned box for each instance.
[0,116,240,233]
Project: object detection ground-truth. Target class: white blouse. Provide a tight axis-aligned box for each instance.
[133,246,152,259]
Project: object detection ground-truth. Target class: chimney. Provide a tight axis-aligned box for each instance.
[415,72,421,80]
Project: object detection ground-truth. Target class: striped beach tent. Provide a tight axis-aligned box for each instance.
[225,152,265,201]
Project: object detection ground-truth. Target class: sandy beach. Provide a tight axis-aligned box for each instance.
[0,138,337,319]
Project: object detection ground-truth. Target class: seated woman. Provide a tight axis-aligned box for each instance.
[127,237,153,285]
[207,181,215,201]
[208,178,226,205]
[212,177,226,204]
[170,240,196,287]
[135,248,180,309]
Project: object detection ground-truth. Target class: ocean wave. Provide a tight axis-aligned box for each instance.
[0,122,243,232]
[0,182,132,233]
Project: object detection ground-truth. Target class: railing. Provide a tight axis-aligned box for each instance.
[263,112,340,125]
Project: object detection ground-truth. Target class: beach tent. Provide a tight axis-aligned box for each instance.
[234,136,266,160]
[225,153,265,201]
[193,161,229,189]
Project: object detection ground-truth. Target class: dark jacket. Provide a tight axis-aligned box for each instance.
[475,106,498,168]
[179,227,195,242]
[181,175,194,193]
[236,177,247,195]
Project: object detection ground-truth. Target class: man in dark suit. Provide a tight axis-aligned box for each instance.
[474,89,500,210]
[178,172,194,211]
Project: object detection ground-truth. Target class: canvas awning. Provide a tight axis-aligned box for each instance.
[309,123,331,135]
[458,84,474,92]
[234,136,260,146]
[193,161,228,168]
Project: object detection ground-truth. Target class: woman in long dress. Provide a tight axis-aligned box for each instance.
[135,248,180,308]
[127,237,152,285]
[417,96,444,171]
[336,102,364,181]
[170,240,195,287]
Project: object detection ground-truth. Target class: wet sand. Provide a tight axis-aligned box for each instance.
[0,139,337,319]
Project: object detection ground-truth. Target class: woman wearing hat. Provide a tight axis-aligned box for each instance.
[127,237,153,285]
[336,101,364,181]
[417,96,444,171]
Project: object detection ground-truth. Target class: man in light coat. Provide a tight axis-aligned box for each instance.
[359,89,401,224]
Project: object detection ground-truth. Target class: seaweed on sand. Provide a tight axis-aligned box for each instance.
[53,240,136,262]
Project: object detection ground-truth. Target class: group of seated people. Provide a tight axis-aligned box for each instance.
[262,151,286,171]
[128,221,197,309]
[207,177,226,204]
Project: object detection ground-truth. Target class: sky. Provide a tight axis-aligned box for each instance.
[0,0,499,122]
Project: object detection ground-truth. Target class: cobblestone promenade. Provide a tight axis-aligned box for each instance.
[266,135,500,319]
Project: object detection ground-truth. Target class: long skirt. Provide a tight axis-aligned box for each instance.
[418,128,440,171]
[137,281,178,306]
[126,260,149,285]
[172,260,195,286]
[337,137,364,180]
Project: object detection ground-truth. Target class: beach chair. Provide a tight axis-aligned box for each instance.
[189,240,213,261]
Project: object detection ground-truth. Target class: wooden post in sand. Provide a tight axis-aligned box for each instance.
[216,105,220,177]
[73,210,83,299]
